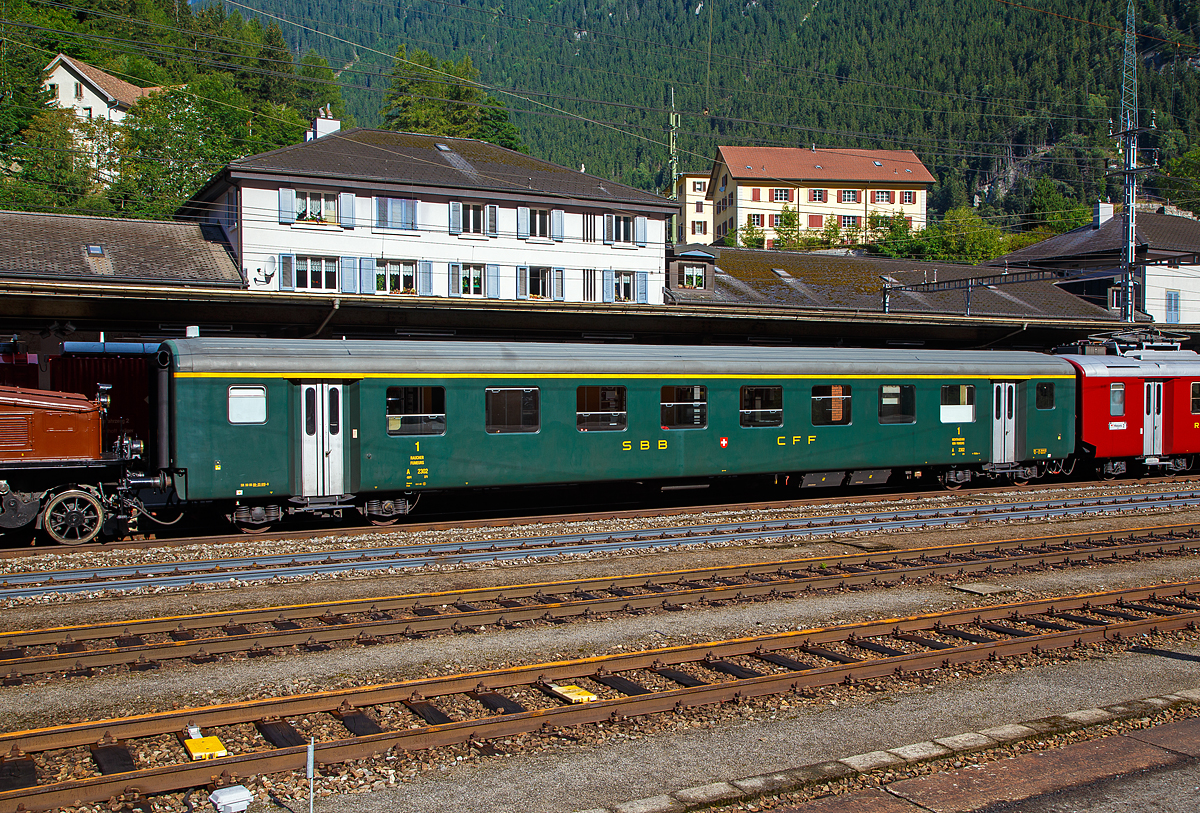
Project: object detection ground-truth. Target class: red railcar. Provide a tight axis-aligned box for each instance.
[1059,350,1200,476]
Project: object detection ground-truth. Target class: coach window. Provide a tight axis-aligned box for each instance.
[939,385,975,423]
[1036,382,1055,410]
[811,385,852,426]
[577,386,627,431]
[386,386,446,435]
[661,385,707,429]
[1110,383,1125,417]
[228,385,267,424]
[740,386,783,427]
[486,388,539,433]
[878,384,916,424]
[1191,383,1200,414]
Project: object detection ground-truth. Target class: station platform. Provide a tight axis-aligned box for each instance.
[582,687,1200,813]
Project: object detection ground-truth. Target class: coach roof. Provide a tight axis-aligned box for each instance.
[165,339,1075,378]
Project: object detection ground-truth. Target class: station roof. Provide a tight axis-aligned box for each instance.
[669,246,1119,323]
[0,210,242,287]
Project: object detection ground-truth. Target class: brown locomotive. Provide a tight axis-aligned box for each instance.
[0,384,143,544]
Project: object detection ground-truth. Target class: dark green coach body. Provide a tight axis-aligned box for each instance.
[161,339,1077,503]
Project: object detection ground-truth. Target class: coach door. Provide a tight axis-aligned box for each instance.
[1143,380,1164,456]
[299,381,344,497]
[991,382,1017,464]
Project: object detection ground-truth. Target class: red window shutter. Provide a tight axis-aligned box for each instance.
[888,191,894,204]
[809,214,823,228]
[809,189,816,202]
[752,188,761,201]
[766,239,774,249]
[905,217,912,228]
[788,189,794,202]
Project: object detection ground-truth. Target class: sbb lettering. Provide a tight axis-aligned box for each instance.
[622,439,669,451]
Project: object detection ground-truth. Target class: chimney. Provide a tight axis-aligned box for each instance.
[1093,200,1114,229]
[305,106,341,142]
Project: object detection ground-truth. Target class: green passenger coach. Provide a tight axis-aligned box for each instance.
[159,339,1077,529]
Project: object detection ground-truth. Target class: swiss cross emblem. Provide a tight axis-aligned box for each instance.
[719,437,729,448]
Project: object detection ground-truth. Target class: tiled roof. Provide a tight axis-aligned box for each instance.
[989,210,1200,267]
[46,54,158,109]
[0,211,241,285]
[676,246,1116,321]
[223,129,674,208]
[714,147,936,185]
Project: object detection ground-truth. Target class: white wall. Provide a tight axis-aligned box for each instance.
[44,64,125,123]
[235,185,668,304]
[1145,264,1200,324]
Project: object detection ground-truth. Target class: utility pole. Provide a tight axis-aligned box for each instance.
[1113,0,1156,322]
[668,86,680,198]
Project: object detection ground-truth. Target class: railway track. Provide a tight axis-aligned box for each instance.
[1,580,1197,812]
[6,476,1197,559]
[2,523,1197,681]
[5,488,1200,597]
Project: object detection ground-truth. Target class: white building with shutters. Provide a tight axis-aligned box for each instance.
[179,129,675,305]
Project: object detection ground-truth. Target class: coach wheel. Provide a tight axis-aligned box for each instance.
[234,521,273,535]
[42,490,104,545]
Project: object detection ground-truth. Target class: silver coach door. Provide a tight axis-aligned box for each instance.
[1144,380,1164,456]
[991,382,1017,464]
[300,382,344,497]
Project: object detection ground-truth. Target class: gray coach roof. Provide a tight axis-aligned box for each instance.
[1059,350,1200,379]
[165,339,1076,378]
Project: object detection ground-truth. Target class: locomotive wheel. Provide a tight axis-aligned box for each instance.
[42,490,104,545]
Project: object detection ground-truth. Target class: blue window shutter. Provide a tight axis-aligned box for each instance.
[551,209,564,241]
[517,207,530,239]
[486,205,499,236]
[553,268,565,301]
[279,188,295,224]
[338,193,355,228]
[418,261,433,296]
[603,213,615,244]
[517,266,529,300]
[340,257,358,293]
[636,271,648,303]
[376,197,389,228]
[401,199,416,230]
[487,264,501,299]
[602,269,614,303]
[448,263,462,297]
[634,216,647,247]
[449,201,462,235]
[359,258,377,293]
[279,254,295,291]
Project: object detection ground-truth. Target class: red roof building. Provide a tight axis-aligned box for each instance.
[704,146,935,247]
